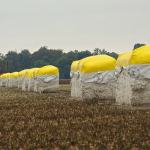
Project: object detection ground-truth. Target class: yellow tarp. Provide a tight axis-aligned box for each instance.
[10,72,19,78]
[32,68,39,78]
[79,55,116,73]
[36,65,59,76]
[18,69,29,77]
[0,73,10,79]
[0,74,4,78]
[26,68,39,78]
[71,60,79,72]
[130,45,150,65]
[116,51,132,68]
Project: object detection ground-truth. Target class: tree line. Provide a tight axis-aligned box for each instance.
[0,47,118,79]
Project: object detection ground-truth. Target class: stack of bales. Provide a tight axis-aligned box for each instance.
[21,68,38,92]
[71,55,117,102]
[34,65,59,93]
[0,73,10,87]
[9,72,19,88]
[18,69,27,89]
[115,51,132,104]
[27,68,39,92]
[21,69,30,91]
[116,51,132,69]
[70,60,81,97]
[116,45,150,106]
[0,65,59,93]
[0,74,4,87]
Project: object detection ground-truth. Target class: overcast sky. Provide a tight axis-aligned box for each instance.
[0,0,150,54]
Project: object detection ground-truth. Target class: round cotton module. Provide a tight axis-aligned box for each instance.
[36,65,59,77]
[71,60,80,73]
[116,51,132,68]
[70,60,81,98]
[34,65,59,93]
[130,45,150,65]
[73,54,117,101]
[79,55,116,73]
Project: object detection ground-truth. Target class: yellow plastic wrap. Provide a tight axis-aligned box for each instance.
[0,74,3,79]
[36,65,59,76]
[26,68,39,78]
[130,45,150,65]
[1,73,10,79]
[0,74,6,79]
[1,74,5,79]
[18,69,29,77]
[6,73,11,78]
[10,72,19,78]
[71,60,79,72]
[79,55,116,73]
[32,68,39,77]
[116,51,132,68]
[26,69,34,78]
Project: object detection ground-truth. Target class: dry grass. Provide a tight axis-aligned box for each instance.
[0,85,149,149]
[59,79,70,85]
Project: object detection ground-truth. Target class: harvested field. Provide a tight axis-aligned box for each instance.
[59,79,70,85]
[0,85,149,149]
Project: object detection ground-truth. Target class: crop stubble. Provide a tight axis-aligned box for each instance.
[0,85,149,150]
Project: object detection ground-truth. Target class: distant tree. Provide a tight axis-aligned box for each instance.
[0,46,118,79]
[93,48,118,59]
[19,50,31,70]
[33,59,49,67]
[5,51,20,72]
[0,53,5,73]
[109,52,118,59]
[76,50,92,60]
[133,43,145,50]
[31,46,63,67]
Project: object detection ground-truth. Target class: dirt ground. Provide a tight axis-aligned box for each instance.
[0,85,149,150]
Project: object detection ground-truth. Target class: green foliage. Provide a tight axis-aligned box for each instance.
[93,48,118,59]
[133,43,145,50]
[0,47,118,78]
[19,50,32,70]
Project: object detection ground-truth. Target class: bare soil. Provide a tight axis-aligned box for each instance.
[0,85,149,150]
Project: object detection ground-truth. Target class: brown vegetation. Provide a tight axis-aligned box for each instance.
[59,79,70,84]
[0,85,149,149]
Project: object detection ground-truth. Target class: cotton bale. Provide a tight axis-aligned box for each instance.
[0,74,3,87]
[27,68,39,91]
[9,72,19,88]
[34,65,59,93]
[70,60,80,97]
[0,73,10,87]
[20,69,30,91]
[78,55,117,102]
[116,45,150,106]
[115,50,133,105]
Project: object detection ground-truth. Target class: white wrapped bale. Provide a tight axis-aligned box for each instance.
[75,55,117,102]
[0,73,11,87]
[70,61,82,98]
[27,68,39,92]
[80,71,116,101]
[115,51,132,105]
[0,74,7,87]
[9,72,19,88]
[21,70,29,91]
[71,72,82,98]
[34,65,59,93]
[116,45,150,106]
[18,70,26,89]
[116,65,150,106]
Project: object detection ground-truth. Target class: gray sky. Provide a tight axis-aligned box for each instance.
[0,0,150,54]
